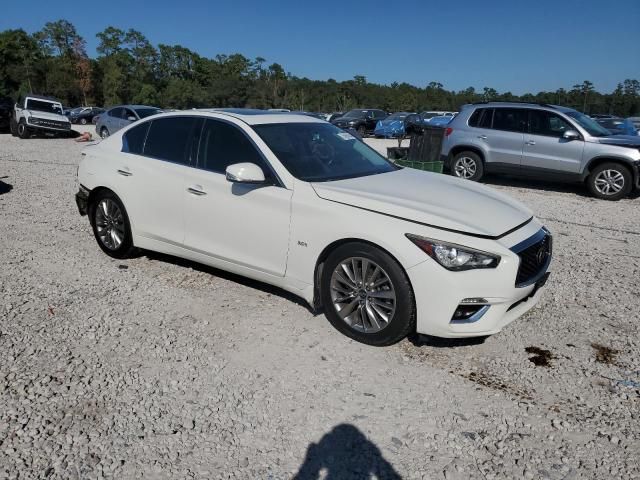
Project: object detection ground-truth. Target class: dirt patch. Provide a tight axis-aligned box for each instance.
[525,346,555,367]
[463,371,533,401]
[591,343,619,365]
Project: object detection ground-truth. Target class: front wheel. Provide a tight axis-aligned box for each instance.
[321,242,415,346]
[450,151,484,181]
[80,118,88,125]
[89,191,135,259]
[587,162,632,201]
[357,125,367,138]
[17,121,30,139]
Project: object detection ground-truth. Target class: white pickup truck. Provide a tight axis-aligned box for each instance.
[9,94,72,139]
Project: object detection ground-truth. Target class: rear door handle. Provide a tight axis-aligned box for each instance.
[525,140,536,146]
[117,168,132,177]
[478,135,488,140]
[187,185,207,196]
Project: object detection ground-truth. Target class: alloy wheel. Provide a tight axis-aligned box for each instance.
[329,257,396,333]
[454,157,477,179]
[95,199,125,250]
[594,169,625,196]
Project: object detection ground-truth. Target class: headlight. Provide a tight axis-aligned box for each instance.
[406,234,500,271]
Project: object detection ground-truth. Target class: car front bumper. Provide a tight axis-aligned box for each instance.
[406,226,552,338]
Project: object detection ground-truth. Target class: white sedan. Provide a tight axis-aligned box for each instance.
[75,109,552,346]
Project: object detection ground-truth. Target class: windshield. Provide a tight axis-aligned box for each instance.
[564,111,611,137]
[134,107,162,119]
[254,123,398,182]
[26,99,63,115]
[341,109,367,119]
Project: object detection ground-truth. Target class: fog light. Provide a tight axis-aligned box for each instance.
[460,297,488,304]
[450,304,490,324]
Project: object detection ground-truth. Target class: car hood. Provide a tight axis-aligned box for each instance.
[312,168,533,238]
[27,110,69,122]
[594,135,640,148]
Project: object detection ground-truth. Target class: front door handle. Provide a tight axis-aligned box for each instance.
[525,140,536,146]
[117,168,132,177]
[478,135,488,140]
[187,185,207,196]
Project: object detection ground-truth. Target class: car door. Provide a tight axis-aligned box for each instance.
[183,118,292,276]
[106,107,123,132]
[122,107,137,129]
[521,109,585,174]
[117,116,200,245]
[483,108,527,169]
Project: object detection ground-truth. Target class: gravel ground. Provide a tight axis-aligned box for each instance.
[1,130,639,480]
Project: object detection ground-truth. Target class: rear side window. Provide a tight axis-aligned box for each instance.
[492,108,526,132]
[144,117,198,164]
[108,107,123,118]
[468,108,493,128]
[198,119,267,175]
[122,122,149,154]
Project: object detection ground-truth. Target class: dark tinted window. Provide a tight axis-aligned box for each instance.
[122,122,150,154]
[492,108,526,132]
[529,110,573,137]
[134,107,162,119]
[144,117,198,164]
[373,110,387,119]
[469,108,493,128]
[122,108,136,120]
[198,119,267,174]
[109,107,124,118]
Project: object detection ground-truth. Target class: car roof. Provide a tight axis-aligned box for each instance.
[109,105,160,110]
[198,108,325,125]
[25,94,60,103]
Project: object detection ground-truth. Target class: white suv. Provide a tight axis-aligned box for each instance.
[10,94,71,139]
[75,109,552,346]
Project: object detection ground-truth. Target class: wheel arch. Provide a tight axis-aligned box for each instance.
[447,145,486,171]
[312,237,415,312]
[583,156,636,182]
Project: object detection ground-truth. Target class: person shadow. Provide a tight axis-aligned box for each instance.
[293,424,402,480]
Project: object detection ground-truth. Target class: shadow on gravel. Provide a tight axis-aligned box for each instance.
[294,424,401,480]
[408,333,487,348]
[0,178,13,195]
[143,251,314,312]
[481,174,589,197]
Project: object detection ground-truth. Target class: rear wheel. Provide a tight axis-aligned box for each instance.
[80,118,88,125]
[450,151,484,181]
[321,242,415,346]
[9,117,18,136]
[100,127,109,139]
[89,190,135,259]
[357,125,367,138]
[587,162,632,201]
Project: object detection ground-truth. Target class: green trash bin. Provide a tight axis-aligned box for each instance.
[392,125,445,174]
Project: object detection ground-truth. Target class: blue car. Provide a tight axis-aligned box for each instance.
[374,112,415,138]
[424,115,453,127]
[595,117,638,136]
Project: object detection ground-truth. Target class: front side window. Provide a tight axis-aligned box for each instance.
[564,110,610,137]
[529,110,573,137]
[254,122,398,182]
[134,107,162,119]
[198,119,268,175]
[492,108,526,133]
[122,122,150,154]
[25,99,63,115]
[144,117,198,164]
[342,109,367,119]
[108,107,124,118]
[122,108,136,120]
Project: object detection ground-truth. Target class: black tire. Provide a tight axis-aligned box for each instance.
[80,118,88,125]
[89,190,136,259]
[321,242,415,346]
[9,117,18,137]
[450,151,484,181]
[357,124,367,138]
[100,127,109,139]
[17,120,30,139]
[587,162,633,201]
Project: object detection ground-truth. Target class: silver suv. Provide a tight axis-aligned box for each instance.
[442,102,640,200]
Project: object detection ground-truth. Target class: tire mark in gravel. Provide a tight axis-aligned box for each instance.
[538,216,640,236]
[0,157,77,166]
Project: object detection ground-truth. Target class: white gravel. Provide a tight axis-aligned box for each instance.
[1,130,639,479]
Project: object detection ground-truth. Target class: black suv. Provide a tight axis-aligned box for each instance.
[0,96,14,131]
[331,109,387,137]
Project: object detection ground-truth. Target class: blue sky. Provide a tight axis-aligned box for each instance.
[1,0,638,94]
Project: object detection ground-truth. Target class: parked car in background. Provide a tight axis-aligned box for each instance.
[424,115,454,128]
[327,112,344,122]
[331,108,387,136]
[594,117,638,136]
[421,111,457,121]
[76,109,552,346]
[96,105,162,138]
[0,96,14,131]
[69,107,105,125]
[374,112,415,138]
[589,114,617,119]
[627,117,640,130]
[442,102,640,200]
[9,94,71,139]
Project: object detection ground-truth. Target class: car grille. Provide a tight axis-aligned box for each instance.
[512,230,552,287]
[29,118,71,130]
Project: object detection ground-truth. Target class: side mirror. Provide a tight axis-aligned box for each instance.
[563,130,580,141]
[225,163,266,184]
[127,116,137,122]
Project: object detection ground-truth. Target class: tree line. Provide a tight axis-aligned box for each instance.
[1,19,639,116]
